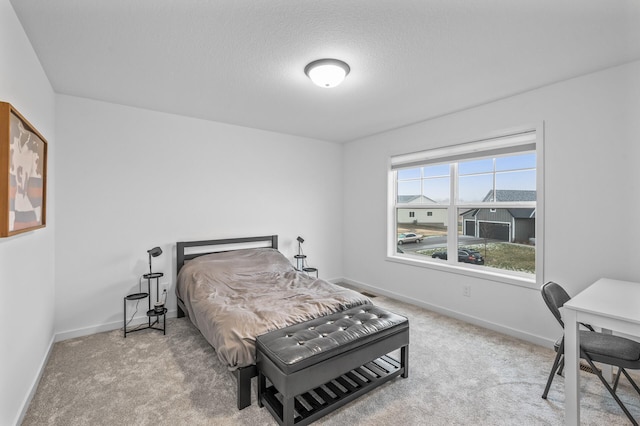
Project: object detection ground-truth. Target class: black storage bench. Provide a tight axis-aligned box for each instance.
[256,305,409,426]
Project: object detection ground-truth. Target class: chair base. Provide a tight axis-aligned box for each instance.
[543,342,639,426]
[542,342,564,399]
[582,354,639,426]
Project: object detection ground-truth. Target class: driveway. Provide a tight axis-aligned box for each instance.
[399,235,489,253]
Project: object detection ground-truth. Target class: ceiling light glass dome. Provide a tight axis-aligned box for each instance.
[304,59,350,88]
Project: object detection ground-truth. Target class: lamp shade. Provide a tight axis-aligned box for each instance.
[147,247,162,257]
[146,246,162,276]
[304,59,350,88]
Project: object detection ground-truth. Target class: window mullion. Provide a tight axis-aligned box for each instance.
[491,158,498,203]
[448,163,458,264]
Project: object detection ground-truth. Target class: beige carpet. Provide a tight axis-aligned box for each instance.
[22,295,639,425]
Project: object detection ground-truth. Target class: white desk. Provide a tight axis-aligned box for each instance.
[562,278,640,425]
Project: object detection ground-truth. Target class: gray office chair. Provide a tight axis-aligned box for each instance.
[541,281,640,425]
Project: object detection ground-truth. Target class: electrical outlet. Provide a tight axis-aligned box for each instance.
[463,285,471,297]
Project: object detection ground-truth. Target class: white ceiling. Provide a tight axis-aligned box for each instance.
[10,0,640,143]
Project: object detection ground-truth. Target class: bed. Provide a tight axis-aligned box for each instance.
[175,235,372,409]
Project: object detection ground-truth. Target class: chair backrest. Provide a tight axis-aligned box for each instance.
[541,281,571,329]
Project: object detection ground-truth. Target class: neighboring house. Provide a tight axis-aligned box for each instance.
[461,190,536,243]
[397,195,448,226]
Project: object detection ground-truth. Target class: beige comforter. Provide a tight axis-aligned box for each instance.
[176,248,371,370]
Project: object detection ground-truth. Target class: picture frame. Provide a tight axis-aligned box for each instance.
[0,102,47,237]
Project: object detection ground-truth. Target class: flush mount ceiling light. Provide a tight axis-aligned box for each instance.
[304,59,350,88]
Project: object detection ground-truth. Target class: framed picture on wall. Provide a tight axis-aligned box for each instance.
[0,102,48,237]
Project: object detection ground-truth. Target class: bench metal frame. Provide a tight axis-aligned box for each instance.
[257,327,409,426]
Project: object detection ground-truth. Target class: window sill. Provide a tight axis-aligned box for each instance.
[386,254,539,290]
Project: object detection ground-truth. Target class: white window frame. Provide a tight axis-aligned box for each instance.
[387,124,544,289]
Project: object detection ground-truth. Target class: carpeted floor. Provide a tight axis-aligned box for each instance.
[22,294,639,425]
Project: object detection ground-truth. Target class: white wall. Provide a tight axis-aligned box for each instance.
[54,95,344,338]
[343,60,640,347]
[0,1,56,424]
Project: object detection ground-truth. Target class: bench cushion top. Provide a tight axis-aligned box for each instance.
[256,305,409,374]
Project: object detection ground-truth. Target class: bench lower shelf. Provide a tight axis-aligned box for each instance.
[260,355,403,426]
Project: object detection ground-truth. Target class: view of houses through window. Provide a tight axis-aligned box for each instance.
[393,138,537,278]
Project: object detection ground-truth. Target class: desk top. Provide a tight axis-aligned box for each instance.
[563,278,640,325]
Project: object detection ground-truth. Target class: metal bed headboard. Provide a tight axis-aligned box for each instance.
[176,235,279,273]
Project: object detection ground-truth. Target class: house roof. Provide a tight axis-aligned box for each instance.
[482,190,536,202]
[508,208,536,219]
[461,207,536,219]
[397,195,437,204]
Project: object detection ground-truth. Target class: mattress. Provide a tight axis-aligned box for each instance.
[176,247,371,370]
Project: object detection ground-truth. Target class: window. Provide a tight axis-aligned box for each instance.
[390,130,540,283]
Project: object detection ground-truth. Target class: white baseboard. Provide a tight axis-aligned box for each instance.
[15,334,55,426]
[55,309,178,342]
[335,277,555,349]
[56,280,553,347]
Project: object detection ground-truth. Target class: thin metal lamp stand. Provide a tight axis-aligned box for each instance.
[123,247,167,337]
[295,236,318,278]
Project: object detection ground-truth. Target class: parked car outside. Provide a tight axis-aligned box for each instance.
[397,233,423,244]
[431,248,485,265]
